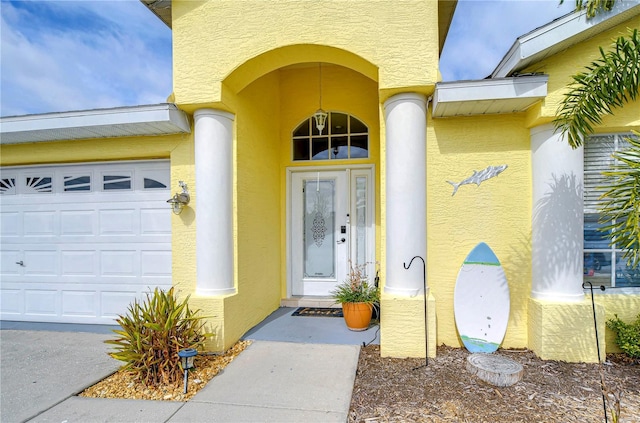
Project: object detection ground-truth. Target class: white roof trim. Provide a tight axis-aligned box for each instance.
[492,2,640,78]
[432,76,548,118]
[0,103,191,144]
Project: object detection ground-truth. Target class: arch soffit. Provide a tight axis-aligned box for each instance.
[223,44,379,95]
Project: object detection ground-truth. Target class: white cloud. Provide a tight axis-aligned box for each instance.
[0,0,172,116]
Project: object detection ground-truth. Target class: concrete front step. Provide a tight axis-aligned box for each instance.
[280,296,341,308]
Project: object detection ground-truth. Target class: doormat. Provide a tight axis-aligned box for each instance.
[291,307,343,317]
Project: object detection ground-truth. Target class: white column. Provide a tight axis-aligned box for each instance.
[384,93,427,296]
[194,109,235,296]
[531,124,584,301]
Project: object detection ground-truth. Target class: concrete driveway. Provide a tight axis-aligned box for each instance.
[0,324,121,423]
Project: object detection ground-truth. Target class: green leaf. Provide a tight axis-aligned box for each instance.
[553,28,640,148]
[103,286,213,386]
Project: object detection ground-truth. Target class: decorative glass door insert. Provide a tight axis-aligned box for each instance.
[303,178,336,278]
[290,168,374,296]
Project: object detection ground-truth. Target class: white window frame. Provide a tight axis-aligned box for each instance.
[584,132,639,290]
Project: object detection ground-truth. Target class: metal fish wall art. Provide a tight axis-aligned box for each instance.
[447,164,508,196]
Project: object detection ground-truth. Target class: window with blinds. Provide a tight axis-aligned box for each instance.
[583,133,639,288]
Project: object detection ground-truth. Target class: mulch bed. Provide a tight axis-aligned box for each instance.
[349,345,640,422]
[79,340,251,402]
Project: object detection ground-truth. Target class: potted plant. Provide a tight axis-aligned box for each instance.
[331,262,380,331]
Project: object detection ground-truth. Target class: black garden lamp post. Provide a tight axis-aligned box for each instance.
[178,348,198,394]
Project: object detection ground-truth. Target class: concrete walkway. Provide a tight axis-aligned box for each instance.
[1,311,367,423]
[0,329,120,423]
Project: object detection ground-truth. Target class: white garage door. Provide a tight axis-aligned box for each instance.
[0,161,172,324]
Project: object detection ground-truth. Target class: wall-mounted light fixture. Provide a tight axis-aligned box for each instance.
[167,181,190,215]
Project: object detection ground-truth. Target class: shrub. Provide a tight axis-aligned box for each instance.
[606,313,640,359]
[106,287,212,386]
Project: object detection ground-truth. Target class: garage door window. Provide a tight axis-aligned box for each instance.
[25,176,53,193]
[63,175,91,192]
[103,174,132,190]
[1,164,169,194]
[141,169,169,189]
[0,178,16,195]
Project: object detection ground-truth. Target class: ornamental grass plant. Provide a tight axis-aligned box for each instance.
[105,287,212,387]
[331,262,379,304]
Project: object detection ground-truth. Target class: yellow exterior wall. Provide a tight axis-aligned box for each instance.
[596,294,640,354]
[168,133,197,298]
[528,298,605,363]
[426,113,532,350]
[380,293,438,358]
[527,294,640,362]
[183,71,284,351]
[171,0,440,108]
[0,136,182,166]
[226,70,283,345]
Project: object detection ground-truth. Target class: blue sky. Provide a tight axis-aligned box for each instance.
[0,0,576,117]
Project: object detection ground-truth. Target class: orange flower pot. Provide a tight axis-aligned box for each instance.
[342,302,373,331]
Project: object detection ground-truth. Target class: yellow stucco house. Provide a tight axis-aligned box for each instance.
[1,1,638,363]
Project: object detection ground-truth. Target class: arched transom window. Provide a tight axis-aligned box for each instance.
[292,112,369,161]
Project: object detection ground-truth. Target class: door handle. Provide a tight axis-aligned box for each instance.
[16,261,24,266]
[337,238,346,244]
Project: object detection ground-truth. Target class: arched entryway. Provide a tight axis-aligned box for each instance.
[216,51,380,337]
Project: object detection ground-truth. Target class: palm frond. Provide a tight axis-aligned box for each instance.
[553,28,640,148]
[559,0,617,18]
[598,133,640,269]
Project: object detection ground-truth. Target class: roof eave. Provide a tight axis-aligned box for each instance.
[0,104,191,145]
[432,75,548,118]
[140,0,172,28]
[439,0,458,55]
[492,3,640,78]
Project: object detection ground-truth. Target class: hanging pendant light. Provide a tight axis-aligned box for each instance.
[313,63,328,135]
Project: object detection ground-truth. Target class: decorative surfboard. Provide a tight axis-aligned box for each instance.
[454,242,510,353]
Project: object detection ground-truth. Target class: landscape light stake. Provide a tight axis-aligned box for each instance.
[404,256,428,369]
[178,348,198,394]
[583,281,607,423]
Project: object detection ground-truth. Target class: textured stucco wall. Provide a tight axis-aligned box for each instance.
[528,298,605,363]
[0,136,181,166]
[427,113,532,350]
[226,71,283,347]
[179,71,283,351]
[171,0,439,107]
[380,292,437,358]
[169,132,198,299]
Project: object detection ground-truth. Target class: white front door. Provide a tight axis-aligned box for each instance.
[290,168,374,296]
